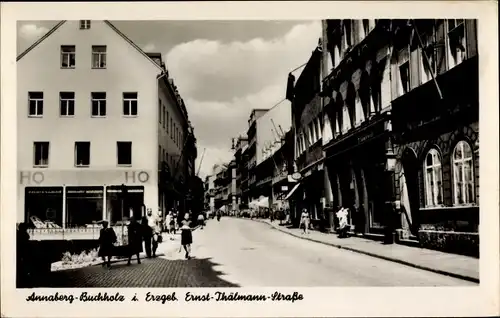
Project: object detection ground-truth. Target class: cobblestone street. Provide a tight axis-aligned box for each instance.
[42,218,475,287]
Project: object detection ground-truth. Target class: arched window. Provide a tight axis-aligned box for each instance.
[424,149,444,207]
[452,141,475,205]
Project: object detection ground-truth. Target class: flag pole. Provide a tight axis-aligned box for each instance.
[411,19,443,100]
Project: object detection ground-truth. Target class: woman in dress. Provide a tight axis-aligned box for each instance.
[180,213,193,259]
[300,208,310,234]
[98,220,117,267]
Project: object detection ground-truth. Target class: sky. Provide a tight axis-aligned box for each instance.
[17,20,322,179]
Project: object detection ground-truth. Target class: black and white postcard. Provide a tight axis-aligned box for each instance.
[1,1,498,317]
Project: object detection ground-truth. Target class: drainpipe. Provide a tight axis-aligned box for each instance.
[156,71,168,214]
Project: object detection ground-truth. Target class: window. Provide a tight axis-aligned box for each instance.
[123,92,138,116]
[28,92,44,117]
[74,142,90,167]
[91,92,106,117]
[173,123,177,142]
[117,142,132,166]
[79,20,91,30]
[60,92,75,117]
[167,112,170,131]
[452,141,475,205]
[170,117,173,136]
[163,106,166,129]
[362,19,370,36]
[447,19,466,66]
[344,20,352,47]
[33,142,49,167]
[399,61,410,94]
[61,45,75,68]
[92,46,107,69]
[158,99,162,123]
[424,149,444,207]
[158,145,162,163]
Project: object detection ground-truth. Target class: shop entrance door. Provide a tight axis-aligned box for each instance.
[401,148,420,236]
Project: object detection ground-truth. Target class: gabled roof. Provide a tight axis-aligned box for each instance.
[16,20,165,73]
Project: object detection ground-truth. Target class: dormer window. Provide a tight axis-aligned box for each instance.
[80,20,91,30]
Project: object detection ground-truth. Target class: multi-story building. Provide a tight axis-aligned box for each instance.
[244,109,269,204]
[204,174,216,213]
[17,20,195,230]
[288,43,325,227]
[233,136,248,210]
[321,19,479,255]
[251,100,292,212]
[213,162,236,214]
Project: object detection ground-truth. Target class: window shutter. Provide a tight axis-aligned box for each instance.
[435,19,447,75]
[410,48,420,89]
[465,20,478,58]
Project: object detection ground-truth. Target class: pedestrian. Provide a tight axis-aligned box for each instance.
[127,217,142,265]
[141,216,153,258]
[336,207,349,238]
[98,220,117,268]
[147,209,160,257]
[197,213,205,229]
[165,211,175,239]
[180,213,193,259]
[300,208,310,234]
[270,208,274,222]
[17,222,32,287]
[216,210,221,222]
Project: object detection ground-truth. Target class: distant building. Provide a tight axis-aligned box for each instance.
[243,109,269,204]
[17,20,195,229]
[251,100,292,211]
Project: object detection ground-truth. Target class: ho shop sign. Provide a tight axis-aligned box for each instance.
[19,170,151,185]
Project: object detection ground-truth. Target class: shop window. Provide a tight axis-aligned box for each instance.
[399,61,410,94]
[28,92,44,117]
[123,92,138,117]
[423,149,444,207]
[33,141,49,167]
[452,141,475,205]
[74,141,90,167]
[60,45,75,68]
[66,187,103,228]
[91,92,106,117]
[60,92,75,117]
[117,141,132,166]
[447,19,466,68]
[91,45,106,69]
[25,187,63,228]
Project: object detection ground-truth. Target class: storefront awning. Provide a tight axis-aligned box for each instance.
[256,197,269,208]
[284,183,301,200]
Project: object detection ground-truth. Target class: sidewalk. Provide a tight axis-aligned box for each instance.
[253,219,479,283]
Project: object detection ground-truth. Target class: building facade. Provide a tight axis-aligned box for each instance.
[233,136,248,210]
[17,20,194,229]
[288,45,326,227]
[244,109,269,204]
[321,19,479,255]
